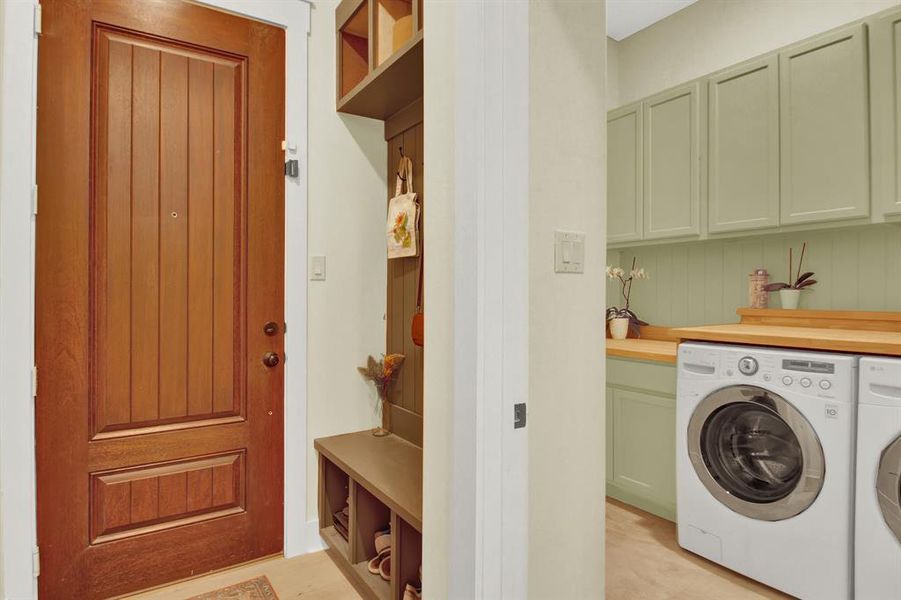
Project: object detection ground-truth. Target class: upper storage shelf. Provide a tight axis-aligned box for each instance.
[336,0,423,120]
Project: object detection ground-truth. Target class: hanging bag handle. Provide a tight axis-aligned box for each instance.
[395,156,414,197]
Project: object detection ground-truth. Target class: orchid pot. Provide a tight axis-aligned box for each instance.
[779,289,802,310]
[609,317,630,340]
[764,242,817,311]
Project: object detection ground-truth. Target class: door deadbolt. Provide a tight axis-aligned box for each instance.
[263,321,279,336]
[262,352,280,368]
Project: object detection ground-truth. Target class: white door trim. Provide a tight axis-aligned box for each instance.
[0,2,311,597]
[445,2,529,597]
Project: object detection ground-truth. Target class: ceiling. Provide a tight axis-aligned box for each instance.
[607,0,699,41]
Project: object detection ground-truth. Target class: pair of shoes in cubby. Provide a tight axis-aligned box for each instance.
[333,497,350,541]
[366,526,392,582]
[403,565,422,599]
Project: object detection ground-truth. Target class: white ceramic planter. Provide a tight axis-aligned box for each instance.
[780,289,801,310]
[609,317,630,340]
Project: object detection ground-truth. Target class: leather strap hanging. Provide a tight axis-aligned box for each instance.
[411,241,424,347]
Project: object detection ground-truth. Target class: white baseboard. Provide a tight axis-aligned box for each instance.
[286,519,325,558]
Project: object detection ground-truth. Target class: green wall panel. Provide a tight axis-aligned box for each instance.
[607,224,901,327]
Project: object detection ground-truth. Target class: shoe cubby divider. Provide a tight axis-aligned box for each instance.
[391,514,422,600]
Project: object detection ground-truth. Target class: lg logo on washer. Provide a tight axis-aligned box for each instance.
[825,404,840,419]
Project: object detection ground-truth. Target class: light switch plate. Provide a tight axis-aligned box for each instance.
[554,230,585,274]
[310,256,326,281]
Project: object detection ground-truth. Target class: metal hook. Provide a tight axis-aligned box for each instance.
[397,146,408,181]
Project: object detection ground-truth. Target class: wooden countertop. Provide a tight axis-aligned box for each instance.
[314,431,422,532]
[606,338,678,363]
[671,323,901,357]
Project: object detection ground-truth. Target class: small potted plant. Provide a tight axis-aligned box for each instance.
[606,258,649,340]
[764,242,817,309]
[357,354,405,436]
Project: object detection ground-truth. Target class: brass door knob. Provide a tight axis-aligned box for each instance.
[262,352,280,368]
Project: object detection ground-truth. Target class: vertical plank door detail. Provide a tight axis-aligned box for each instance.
[92,28,245,437]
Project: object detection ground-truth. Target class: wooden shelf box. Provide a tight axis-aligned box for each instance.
[339,0,370,98]
[375,0,414,67]
[335,0,423,120]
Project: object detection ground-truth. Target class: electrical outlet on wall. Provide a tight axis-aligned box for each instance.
[554,230,585,274]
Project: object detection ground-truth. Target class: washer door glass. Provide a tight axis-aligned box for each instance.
[688,385,825,521]
[877,435,901,543]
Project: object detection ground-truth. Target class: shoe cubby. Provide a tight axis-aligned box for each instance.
[351,485,392,599]
[391,515,422,600]
[318,456,351,559]
[339,0,370,98]
[315,432,423,600]
[375,0,414,67]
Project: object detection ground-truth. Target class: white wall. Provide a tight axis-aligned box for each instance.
[305,1,387,522]
[609,0,901,107]
[529,2,607,598]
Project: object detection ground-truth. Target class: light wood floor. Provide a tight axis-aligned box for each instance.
[126,550,358,600]
[606,498,793,600]
[127,500,791,599]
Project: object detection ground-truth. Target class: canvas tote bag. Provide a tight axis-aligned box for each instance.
[386,156,419,259]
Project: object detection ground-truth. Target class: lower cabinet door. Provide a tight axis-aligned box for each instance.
[607,387,676,521]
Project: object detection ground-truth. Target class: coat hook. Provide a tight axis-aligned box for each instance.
[397,147,408,182]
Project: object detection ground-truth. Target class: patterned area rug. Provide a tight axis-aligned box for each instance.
[187,576,279,600]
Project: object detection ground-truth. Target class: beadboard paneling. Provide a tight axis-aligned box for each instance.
[607,225,901,327]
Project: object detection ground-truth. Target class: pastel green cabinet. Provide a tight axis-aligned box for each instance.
[707,57,780,233]
[779,24,870,225]
[869,8,901,219]
[606,358,677,521]
[643,83,701,240]
[607,104,643,243]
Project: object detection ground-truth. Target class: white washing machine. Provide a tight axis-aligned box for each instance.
[855,356,901,600]
[677,342,858,600]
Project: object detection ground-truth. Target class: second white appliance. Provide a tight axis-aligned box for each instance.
[677,343,858,600]
[856,356,901,600]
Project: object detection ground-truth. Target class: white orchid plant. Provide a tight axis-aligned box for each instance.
[606,257,649,337]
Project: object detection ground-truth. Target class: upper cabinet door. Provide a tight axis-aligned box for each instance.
[707,57,780,233]
[607,104,643,243]
[643,83,701,240]
[869,8,901,218]
[779,24,870,225]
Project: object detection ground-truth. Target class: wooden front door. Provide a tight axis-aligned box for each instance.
[35,1,285,597]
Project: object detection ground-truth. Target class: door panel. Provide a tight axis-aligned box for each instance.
[36,1,285,598]
[607,104,643,243]
[707,57,780,233]
[93,28,245,436]
[643,83,701,240]
[869,8,901,218]
[779,24,870,225]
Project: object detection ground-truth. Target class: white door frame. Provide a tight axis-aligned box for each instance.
[437,2,530,597]
[0,1,311,597]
